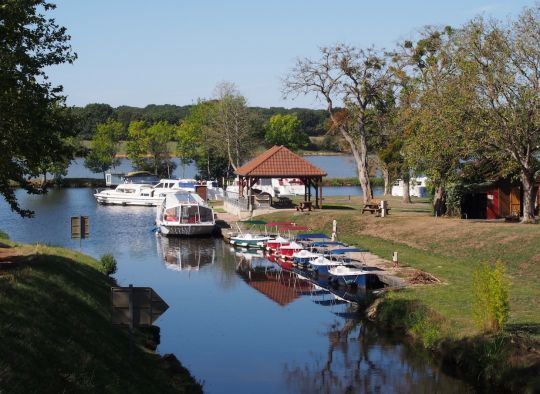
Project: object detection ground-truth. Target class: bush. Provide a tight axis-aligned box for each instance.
[99,254,117,276]
[472,262,509,332]
[0,229,9,240]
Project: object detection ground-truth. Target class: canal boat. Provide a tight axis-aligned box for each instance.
[275,242,304,259]
[94,183,174,206]
[328,265,370,286]
[155,191,216,236]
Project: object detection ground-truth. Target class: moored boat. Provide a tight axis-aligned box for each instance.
[265,236,290,252]
[328,265,369,286]
[156,191,216,236]
[230,233,273,249]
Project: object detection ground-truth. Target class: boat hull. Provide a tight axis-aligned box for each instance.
[94,194,163,206]
[159,223,216,236]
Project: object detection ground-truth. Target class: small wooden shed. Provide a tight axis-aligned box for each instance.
[235,145,327,210]
[461,179,540,219]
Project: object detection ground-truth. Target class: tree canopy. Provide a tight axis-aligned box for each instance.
[264,113,308,150]
[0,0,77,216]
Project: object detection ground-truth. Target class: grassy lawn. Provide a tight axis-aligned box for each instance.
[0,240,201,393]
[258,195,540,339]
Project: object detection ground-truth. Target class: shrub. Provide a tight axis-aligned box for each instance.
[472,262,509,332]
[0,229,9,240]
[99,254,117,276]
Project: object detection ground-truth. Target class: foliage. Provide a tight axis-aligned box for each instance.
[84,119,123,176]
[264,113,308,150]
[127,120,176,177]
[283,44,394,203]
[472,263,510,333]
[456,7,540,222]
[0,229,9,240]
[211,82,254,171]
[0,0,77,216]
[73,103,115,139]
[99,253,117,276]
[176,100,232,179]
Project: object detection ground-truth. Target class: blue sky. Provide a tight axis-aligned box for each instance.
[46,0,536,109]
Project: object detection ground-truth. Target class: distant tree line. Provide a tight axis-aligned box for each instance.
[71,102,330,141]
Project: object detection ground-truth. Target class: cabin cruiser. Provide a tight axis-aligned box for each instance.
[226,177,305,198]
[391,176,429,198]
[94,178,202,206]
[155,191,216,236]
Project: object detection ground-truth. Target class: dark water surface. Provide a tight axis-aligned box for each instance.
[0,189,472,393]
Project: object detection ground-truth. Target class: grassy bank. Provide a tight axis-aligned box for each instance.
[0,236,202,393]
[257,195,540,390]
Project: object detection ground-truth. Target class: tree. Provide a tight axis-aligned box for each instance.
[84,119,123,178]
[458,6,540,222]
[264,113,308,150]
[211,82,254,171]
[127,121,176,177]
[0,1,77,216]
[177,100,232,179]
[397,28,474,215]
[73,103,115,139]
[284,44,394,203]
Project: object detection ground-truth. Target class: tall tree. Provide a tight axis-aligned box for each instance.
[284,44,393,203]
[212,82,254,171]
[458,6,540,222]
[0,0,77,216]
[84,119,123,178]
[127,121,176,177]
[264,113,308,150]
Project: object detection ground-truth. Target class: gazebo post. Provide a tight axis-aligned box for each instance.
[303,177,307,202]
[315,178,319,208]
[319,177,323,209]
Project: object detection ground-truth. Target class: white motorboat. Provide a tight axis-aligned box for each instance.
[156,191,216,236]
[94,178,201,206]
[308,255,341,273]
[94,183,173,206]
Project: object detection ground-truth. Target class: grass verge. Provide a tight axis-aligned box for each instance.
[0,239,202,393]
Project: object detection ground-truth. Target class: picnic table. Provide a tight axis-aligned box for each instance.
[361,200,391,216]
[296,201,313,212]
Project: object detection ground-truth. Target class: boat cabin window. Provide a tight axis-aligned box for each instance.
[155,183,164,189]
[164,208,179,222]
[180,206,199,224]
[199,206,213,223]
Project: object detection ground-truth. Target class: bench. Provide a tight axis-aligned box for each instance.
[296,201,313,212]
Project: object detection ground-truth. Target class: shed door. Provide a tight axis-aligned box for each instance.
[510,187,521,217]
[486,190,499,219]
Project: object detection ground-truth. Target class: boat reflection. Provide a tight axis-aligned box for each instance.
[156,236,216,271]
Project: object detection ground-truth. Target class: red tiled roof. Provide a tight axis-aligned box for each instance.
[235,145,327,177]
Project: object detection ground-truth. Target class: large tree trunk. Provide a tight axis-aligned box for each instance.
[402,173,411,203]
[381,166,390,196]
[340,128,372,203]
[521,168,536,223]
[433,186,446,216]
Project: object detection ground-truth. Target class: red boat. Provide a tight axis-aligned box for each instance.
[276,257,294,270]
[265,236,290,253]
[276,242,304,259]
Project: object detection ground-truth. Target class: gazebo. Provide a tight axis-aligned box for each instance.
[235,145,327,210]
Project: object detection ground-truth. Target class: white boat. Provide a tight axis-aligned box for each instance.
[308,255,341,273]
[328,265,370,286]
[229,233,273,248]
[226,177,305,198]
[94,183,173,206]
[156,191,216,236]
[94,178,201,206]
[391,176,429,198]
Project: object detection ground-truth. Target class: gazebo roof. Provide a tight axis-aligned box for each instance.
[235,145,327,178]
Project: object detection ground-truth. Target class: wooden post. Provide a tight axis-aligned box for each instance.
[319,179,323,209]
[128,284,134,362]
[315,178,319,208]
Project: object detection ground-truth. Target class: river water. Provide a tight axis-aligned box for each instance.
[0,189,471,393]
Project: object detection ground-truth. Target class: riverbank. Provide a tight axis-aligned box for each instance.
[255,195,540,391]
[0,233,202,393]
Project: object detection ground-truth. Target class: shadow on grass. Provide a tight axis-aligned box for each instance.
[321,205,356,210]
[506,323,540,336]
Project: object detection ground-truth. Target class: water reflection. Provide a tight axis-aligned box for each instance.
[156,236,216,271]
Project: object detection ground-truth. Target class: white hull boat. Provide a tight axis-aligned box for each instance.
[156,191,216,236]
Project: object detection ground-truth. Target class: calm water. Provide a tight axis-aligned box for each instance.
[65,155,358,180]
[0,189,472,394]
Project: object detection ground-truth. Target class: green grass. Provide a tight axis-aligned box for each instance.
[0,242,201,393]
